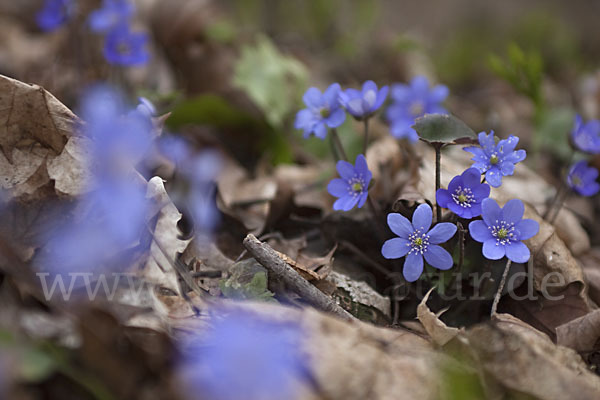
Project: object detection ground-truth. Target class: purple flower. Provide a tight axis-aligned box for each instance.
[570,114,600,154]
[36,0,73,31]
[381,204,457,282]
[469,198,539,263]
[339,80,388,120]
[436,168,490,219]
[103,23,150,66]
[567,160,600,196]
[463,131,526,188]
[88,0,134,33]
[294,83,346,139]
[327,154,372,211]
[386,76,448,142]
[136,97,156,118]
[178,310,305,400]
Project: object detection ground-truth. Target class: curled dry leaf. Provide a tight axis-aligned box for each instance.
[556,309,600,352]
[417,288,462,346]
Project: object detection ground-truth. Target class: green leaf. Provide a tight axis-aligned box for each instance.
[413,114,476,145]
[220,259,276,302]
[233,34,307,129]
[18,348,57,382]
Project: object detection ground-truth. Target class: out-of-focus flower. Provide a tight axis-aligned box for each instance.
[327,154,372,211]
[469,198,538,263]
[567,160,600,196]
[294,83,346,139]
[386,76,448,142]
[436,168,490,219]
[338,80,388,120]
[463,131,526,188]
[103,24,150,66]
[570,114,600,154]
[178,310,305,400]
[381,204,457,282]
[36,0,73,31]
[88,0,134,33]
[136,97,156,118]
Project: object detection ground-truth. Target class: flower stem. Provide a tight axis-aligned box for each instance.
[491,259,512,316]
[363,118,369,155]
[435,145,442,223]
[330,128,348,162]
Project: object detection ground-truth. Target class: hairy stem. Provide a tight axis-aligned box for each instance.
[363,118,369,155]
[491,259,512,316]
[435,145,442,223]
[330,128,348,162]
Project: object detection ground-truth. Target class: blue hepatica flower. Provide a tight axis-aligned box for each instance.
[338,80,388,120]
[88,0,134,33]
[469,198,539,263]
[103,24,150,66]
[570,114,600,154]
[327,154,372,211]
[179,310,305,400]
[567,160,600,196]
[386,76,448,142]
[36,0,73,31]
[463,131,526,188]
[381,204,457,282]
[436,168,491,219]
[294,83,346,139]
[136,97,156,118]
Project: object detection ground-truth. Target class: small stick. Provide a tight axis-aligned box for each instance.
[490,259,512,316]
[243,234,355,321]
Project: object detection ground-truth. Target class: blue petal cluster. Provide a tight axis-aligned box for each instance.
[179,311,305,400]
[294,83,346,139]
[103,24,150,66]
[567,160,600,196]
[386,76,449,142]
[36,0,73,31]
[327,154,372,211]
[436,168,490,219]
[339,80,388,120]
[469,198,539,263]
[463,131,526,187]
[570,114,600,154]
[88,0,134,33]
[381,204,457,282]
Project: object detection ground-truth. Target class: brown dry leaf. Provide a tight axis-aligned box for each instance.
[556,309,600,352]
[274,162,329,210]
[417,288,462,346]
[578,247,600,306]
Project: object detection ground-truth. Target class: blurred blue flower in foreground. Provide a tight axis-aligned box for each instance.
[36,0,73,31]
[463,131,526,188]
[436,168,490,219]
[469,198,538,263]
[386,76,448,142]
[88,0,134,33]
[327,154,372,211]
[179,310,305,400]
[103,24,150,66]
[339,80,388,120]
[567,160,600,196]
[381,204,457,282]
[295,83,346,139]
[136,97,156,118]
[570,114,600,154]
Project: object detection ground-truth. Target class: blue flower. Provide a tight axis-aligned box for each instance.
[567,160,600,196]
[136,97,156,118]
[327,154,372,211]
[294,83,346,139]
[36,0,73,31]
[436,168,490,219]
[386,76,448,142]
[463,131,526,188]
[381,204,457,282]
[88,0,134,33]
[469,198,539,263]
[570,114,600,154]
[178,310,305,400]
[103,24,150,66]
[338,80,388,120]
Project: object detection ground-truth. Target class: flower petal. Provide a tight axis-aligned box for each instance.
[483,239,505,260]
[387,213,413,238]
[505,241,530,263]
[424,244,454,270]
[447,175,463,193]
[322,83,341,108]
[355,154,369,174]
[436,189,452,209]
[381,238,410,259]
[427,223,457,244]
[501,199,524,224]
[485,168,502,187]
[472,183,491,199]
[373,85,389,111]
[325,108,346,128]
[313,122,327,139]
[403,252,424,282]
[469,220,493,242]
[478,131,496,152]
[333,195,358,211]
[481,198,501,227]
[327,178,349,198]
[515,219,539,240]
[412,203,432,231]
[303,87,322,109]
[357,191,369,208]
[461,167,481,187]
[336,160,355,180]
[429,84,449,103]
